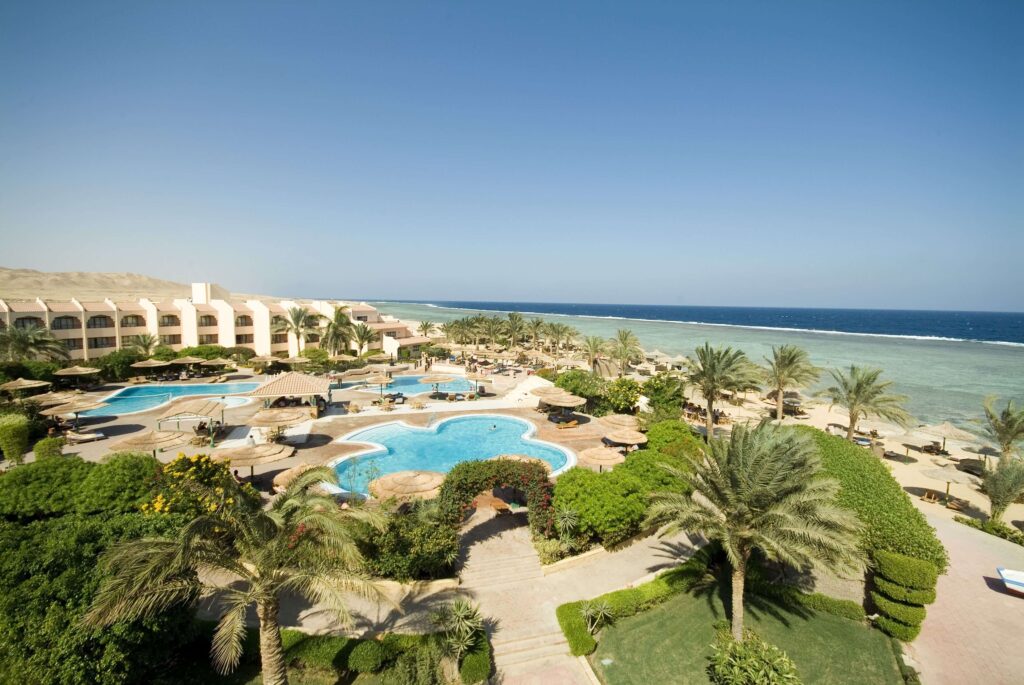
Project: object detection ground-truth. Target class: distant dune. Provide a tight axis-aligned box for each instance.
[0,267,195,301]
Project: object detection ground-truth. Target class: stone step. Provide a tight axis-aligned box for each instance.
[461,552,539,570]
[460,561,543,581]
[492,630,569,655]
[461,569,544,589]
[494,640,573,668]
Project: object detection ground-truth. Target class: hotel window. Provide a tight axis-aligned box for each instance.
[160,334,181,345]
[198,315,217,327]
[235,315,253,327]
[14,316,45,330]
[87,315,114,329]
[235,334,254,344]
[88,336,116,349]
[271,333,288,344]
[159,314,180,327]
[198,334,219,345]
[356,316,368,322]
[307,334,320,343]
[63,338,83,350]
[51,316,80,330]
[271,316,286,327]
[120,314,145,327]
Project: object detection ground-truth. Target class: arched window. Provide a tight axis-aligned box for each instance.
[198,315,218,327]
[120,314,145,327]
[234,315,253,327]
[51,316,81,330]
[14,316,45,330]
[86,315,114,329]
[159,314,180,327]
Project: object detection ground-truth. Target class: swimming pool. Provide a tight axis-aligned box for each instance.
[333,415,575,494]
[339,374,476,396]
[82,382,260,416]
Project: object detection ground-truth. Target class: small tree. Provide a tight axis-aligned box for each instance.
[686,343,761,439]
[606,378,641,413]
[763,345,819,421]
[822,366,910,440]
[982,397,1024,466]
[0,414,30,464]
[983,460,1024,523]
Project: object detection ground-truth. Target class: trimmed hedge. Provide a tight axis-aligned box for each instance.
[279,629,434,675]
[460,632,492,684]
[32,436,65,460]
[870,592,926,626]
[873,576,936,606]
[955,515,1024,546]
[0,414,30,464]
[348,640,385,673]
[873,550,939,590]
[784,590,866,621]
[875,616,921,642]
[797,427,947,572]
[557,601,597,656]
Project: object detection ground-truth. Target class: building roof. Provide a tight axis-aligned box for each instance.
[266,303,286,314]
[248,372,331,398]
[193,303,216,313]
[7,301,46,313]
[154,302,180,312]
[396,335,432,346]
[228,301,253,313]
[367,321,408,331]
[115,301,145,311]
[79,301,114,312]
[46,301,81,313]
[347,303,376,311]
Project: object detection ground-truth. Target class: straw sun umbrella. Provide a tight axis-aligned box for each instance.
[248,408,312,428]
[53,365,101,377]
[530,386,567,398]
[111,430,191,457]
[604,429,648,448]
[40,397,109,427]
[280,356,310,366]
[131,358,171,369]
[363,373,393,397]
[369,470,445,500]
[200,357,235,367]
[578,446,626,472]
[330,354,358,362]
[922,466,977,504]
[600,414,640,431]
[212,442,296,479]
[914,422,980,451]
[419,374,454,395]
[249,355,278,365]
[170,356,205,366]
[0,377,51,393]
[25,390,78,407]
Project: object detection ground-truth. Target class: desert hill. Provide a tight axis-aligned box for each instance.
[0,267,193,301]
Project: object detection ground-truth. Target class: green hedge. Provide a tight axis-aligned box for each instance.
[279,629,435,675]
[0,414,30,464]
[875,616,921,642]
[553,468,648,547]
[557,601,597,656]
[873,550,939,590]
[460,631,492,684]
[873,576,936,605]
[798,428,947,572]
[32,436,65,460]
[783,590,866,621]
[955,515,1024,546]
[870,592,926,626]
[348,640,385,673]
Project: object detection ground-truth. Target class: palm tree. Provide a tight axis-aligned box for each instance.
[418,320,437,338]
[273,307,323,351]
[763,345,820,421]
[982,397,1024,466]
[581,336,608,374]
[608,329,642,377]
[822,366,910,440]
[686,343,761,439]
[84,467,384,685]
[646,422,863,641]
[527,317,546,349]
[506,312,526,348]
[482,316,506,349]
[470,317,488,350]
[439,321,458,343]
[351,323,378,355]
[0,325,69,362]
[126,333,159,356]
[983,460,1024,523]
[321,307,355,355]
[546,323,572,353]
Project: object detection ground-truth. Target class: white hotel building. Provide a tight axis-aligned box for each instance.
[0,282,430,361]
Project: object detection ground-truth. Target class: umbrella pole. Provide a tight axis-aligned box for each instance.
[945,481,951,504]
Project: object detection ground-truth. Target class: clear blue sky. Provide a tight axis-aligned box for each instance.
[1,1,1021,310]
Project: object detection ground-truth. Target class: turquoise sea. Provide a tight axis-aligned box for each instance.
[372,301,1024,428]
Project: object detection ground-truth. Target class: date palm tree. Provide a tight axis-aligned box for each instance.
[273,307,323,351]
[470,316,488,350]
[983,459,1024,523]
[127,333,160,357]
[545,322,572,353]
[321,307,354,355]
[84,467,384,685]
[506,312,526,348]
[0,324,69,362]
[763,345,820,421]
[351,323,378,355]
[981,397,1024,466]
[647,422,863,641]
[822,366,910,440]
[527,317,546,349]
[581,336,608,374]
[608,329,642,377]
[418,320,436,338]
[686,343,761,438]
[482,316,506,349]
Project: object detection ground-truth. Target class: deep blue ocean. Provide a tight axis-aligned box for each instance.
[398,301,1024,346]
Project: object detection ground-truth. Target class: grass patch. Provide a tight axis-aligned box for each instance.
[591,591,901,685]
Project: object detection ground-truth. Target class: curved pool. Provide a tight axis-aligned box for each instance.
[333,415,574,494]
[82,382,260,416]
[339,374,476,396]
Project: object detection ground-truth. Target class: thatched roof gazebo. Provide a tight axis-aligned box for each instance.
[369,470,445,501]
[248,372,331,404]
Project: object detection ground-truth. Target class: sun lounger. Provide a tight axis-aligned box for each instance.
[65,430,106,444]
[557,420,579,429]
[997,567,1024,596]
[946,498,966,511]
[920,491,940,504]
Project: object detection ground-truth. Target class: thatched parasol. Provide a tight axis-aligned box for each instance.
[542,393,586,408]
[212,442,296,478]
[600,414,640,431]
[40,398,108,416]
[330,354,358,362]
[280,356,310,365]
[25,390,78,407]
[249,355,279,364]
[131,358,171,369]
[200,357,235,366]
[248,408,312,428]
[272,462,318,493]
[913,422,980,450]
[578,446,626,470]
[53,365,100,376]
[604,429,648,446]
[170,356,205,365]
[922,466,977,502]
[419,374,454,391]
[369,470,445,500]
[530,386,567,398]
[111,430,190,455]
[367,353,392,363]
[487,453,552,473]
[0,377,51,392]
[362,374,393,396]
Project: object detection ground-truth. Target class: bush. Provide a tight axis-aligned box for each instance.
[783,591,866,621]
[175,345,229,360]
[348,640,385,673]
[619,449,690,494]
[797,428,948,572]
[0,456,94,520]
[223,346,256,362]
[77,452,162,515]
[606,378,641,413]
[360,504,459,581]
[555,369,608,411]
[875,615,921,641]
[553,468,648,547]
[871,591,926,626]
[32,436,65,460]
[144,453,260,518]
[708,628,802,684]
[873,550,939,590]
[534,368,557,382]
[535,537,572,565]
[873,576,936,605]
[642,372,686,413]
[459,633,492,683]
[646,419,704,456]
[955,514,1024,546]
[0,414,30,464]
[556,601,597,656]
[88,349,142,381]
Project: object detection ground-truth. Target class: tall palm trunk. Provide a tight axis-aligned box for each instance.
[257,600,288,685]
[846,414,857,441]
[731,560,746,641]
[776,390,784,422]
[705,397,715,440]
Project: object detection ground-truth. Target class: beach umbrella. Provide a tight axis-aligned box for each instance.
[111,429,190,456]
[578,446,626,471]
[363,373,393,396]
[604,429,648,447]
[249,355,279,364]
[0,377,51,393]
[530,386,568,398]
[330,354,358,362]
[200,357,235,367]
[487,453,552,473]
[419,374,454,394]
[914,421,980,451]
[271,462,318,494]
[131,358,171,369]
[600,414,640,431]
[53,366,100,377]
[922,466,977,503]
[342,367,372,378]
[466,372,491,393]
[40,398,109,426]
[212,442,296,479]
[542,393,586,408]
[25,390,78,407]
[369,470,445,500]
[367,353,392,363]
[170,356,205,365]
[280,356,310,365]
[248,408,312,428]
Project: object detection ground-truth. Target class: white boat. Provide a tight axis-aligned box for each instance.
[996,567,1024,595]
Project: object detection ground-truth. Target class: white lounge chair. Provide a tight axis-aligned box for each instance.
[65,430,106,444]
[997,567,1024,596]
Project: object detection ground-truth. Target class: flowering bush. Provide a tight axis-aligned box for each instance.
[143,453,259,518]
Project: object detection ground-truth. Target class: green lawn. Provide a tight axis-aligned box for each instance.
[590,590,902,685]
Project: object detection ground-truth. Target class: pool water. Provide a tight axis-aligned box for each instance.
[334,415,574,494]
[83,382,260,416]
[340,374,476,396]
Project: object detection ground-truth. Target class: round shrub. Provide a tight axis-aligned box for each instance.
[870,591,926,626]
[32,436,65,460]
[707,629,801,684]
[646,420,704,457]
[77,452,162,515]
[0,456,94,520]
[553,468,647,547]
[873,576,936,606]
[874,550,938,590]
[0,414,30,464]
[459,635,492,684]
[347,639,384,673]
[875,615,921,642]
[620,449,690,494]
